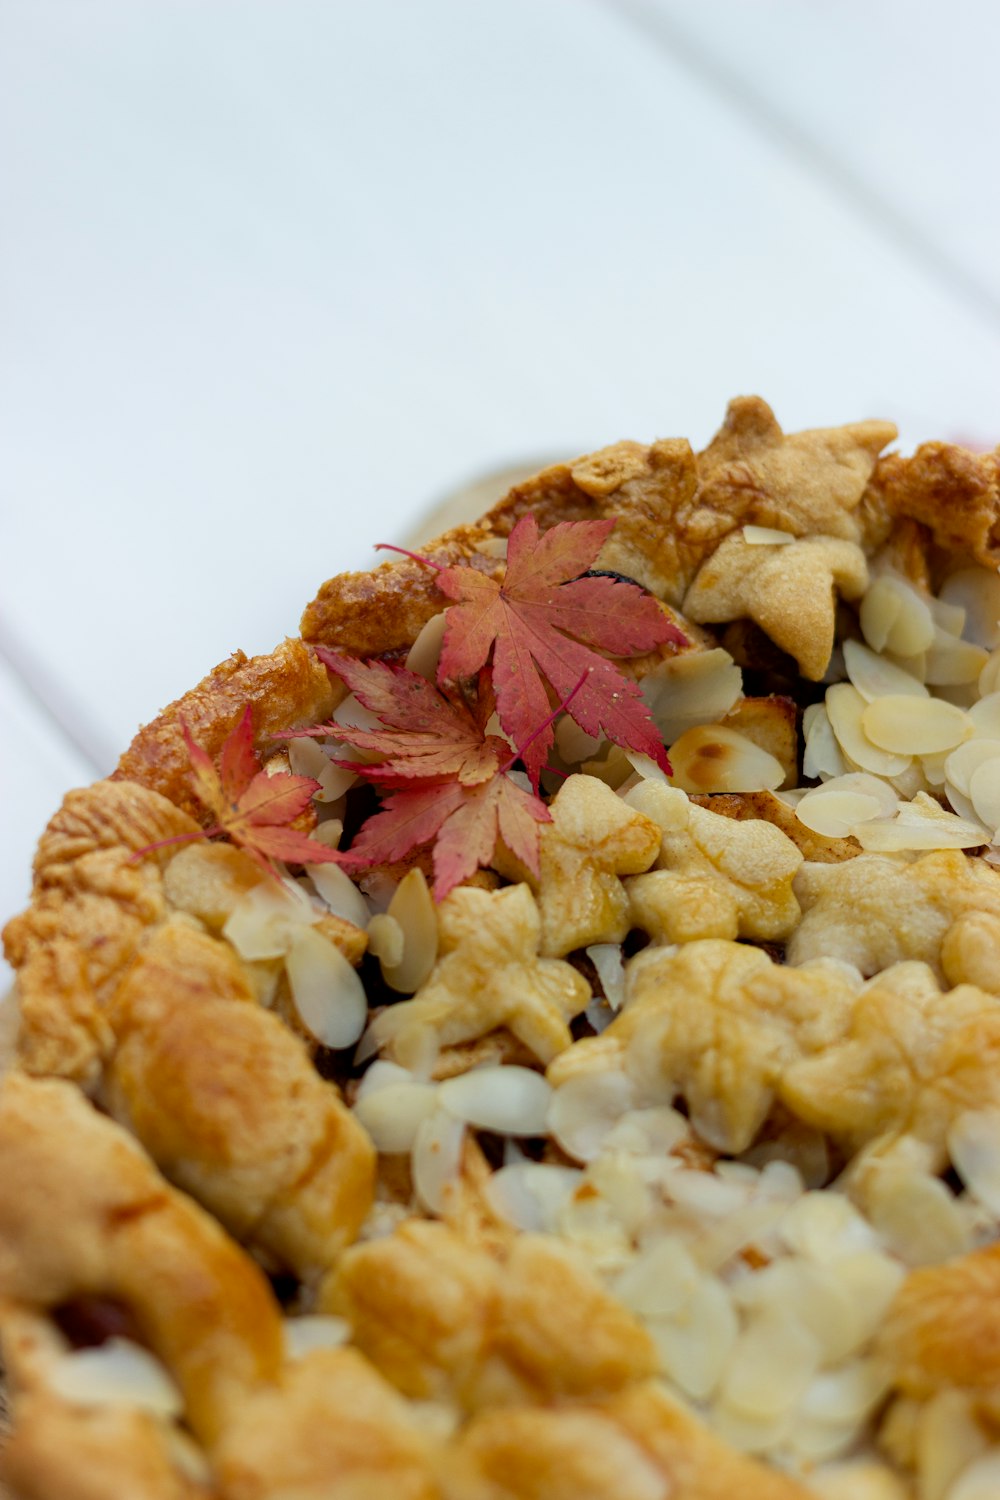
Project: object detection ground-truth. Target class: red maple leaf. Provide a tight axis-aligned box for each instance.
[313,649,551,900]
[136,706,344,877]
[434,513,684,788]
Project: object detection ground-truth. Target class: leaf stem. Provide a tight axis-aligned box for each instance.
[373,542,446,572]
[501,669,590,775]
[129,827,223,862]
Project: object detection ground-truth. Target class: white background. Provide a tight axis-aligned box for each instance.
[2,0,999,968]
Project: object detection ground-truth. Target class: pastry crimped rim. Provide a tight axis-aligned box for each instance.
[2,398,1000,1500]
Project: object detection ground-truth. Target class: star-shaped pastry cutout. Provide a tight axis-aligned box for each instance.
[780,960,1000,1168]
[683,530,869,681]
[548,939,859,1154]
[369,883,591,1067]
[623,782,802,945]
[787,850,1000,988]
[495,774,661,958]
[696,396,896,544]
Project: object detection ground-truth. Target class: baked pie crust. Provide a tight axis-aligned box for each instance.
[3,397,1000,1500]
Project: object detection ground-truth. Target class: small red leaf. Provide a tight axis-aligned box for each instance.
[435,513,681,787]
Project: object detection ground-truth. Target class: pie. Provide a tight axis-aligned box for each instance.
[3,397,1000,1500]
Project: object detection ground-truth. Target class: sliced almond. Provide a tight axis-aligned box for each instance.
[742,525,795,545]
[378,868,438,994]
[853,803,987,853]
[285,926,368,1049]
[970,692,1000,738]
[862,695,972,756]
[223,878,318,961]
[945,739,1000,798]
[366,913,405,967]
[930,594,969,638]
[825,683,911,777]
[939,566,1000,649]
[404,611,448,680]
[795,789,883,840]
[924,628,990,687]
[948,1110,1000,1214]
[641,648,744,746]
[803,704,847,781]
[354,1080,440,1153]
[47,1339,183,1418]
[555,717,604,764]
[439,1065,552,1136]
[668,724,785,794]
[969,759,1000,836]
[287,733,359,801]
[979,651,1000,699]
[412,1107,465,1214]
[860,576,935,656]
[842,639,928,702]
[306,862,369,928]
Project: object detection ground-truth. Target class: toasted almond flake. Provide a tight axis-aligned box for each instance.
[310,817,344,850]
[47,1339,183,1417]
[668,724,784,795]
[860,575,936,656]
[800,1360,892,1426]
[970,692,1000,739]
[825,683,912,776]
[803,704,848,780]
[922,750,951,787]
[830,1250,907,1340]
[605,1105,690,1158]
[931,595,969,638]
[721,1312,821,1421]
[785,1416,864,1465]
[969,759,1000,835]
[742,525,796,545]
[890,761,932,800]
[283,1315,351,1360]
[484,1162,583,1232]
[306,861,370,928]
[940,567,1000,649]
[947,1451,1000,1500]
[285,926,368,1049]
[948,1111,1000,1213]
[555,717,604,763]
[624,750,670,784]
[586,943,626,1010]
[925,629,991,687]
[614,1238,700,1318]
[779,1191,879,1262]
[640,647,744,745]
[795,789,883,839]
[943,781,982,826]
[366,912,405,967]
[377,868,438,994]
[412,1107,465,1215]
[979,652,1000,699]
[288,734,358,801]
[332,693,381,732]
[404,611,448,680]
[223,878,318,961]
[354,1079,440,1152]
[356,1059,416,1097]
[866,1167,972,1267]
[732,1257,861,1366]
[649,1273,738,1401]
[918,1392,993,1500]
[709,1403,790,1457]
[548,1074,632,1164]
[438,1065,552,1136]
[862,695,972,756]
[853,805,987,853]
[809,1460,910,1500]
[843,639,929,702]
